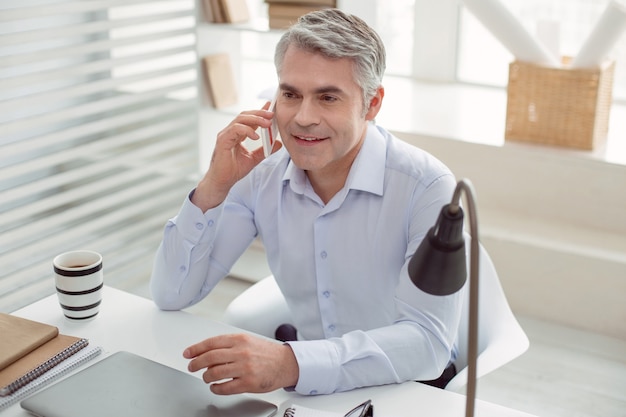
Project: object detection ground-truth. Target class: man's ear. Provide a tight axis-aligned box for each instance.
[365,86,384,121]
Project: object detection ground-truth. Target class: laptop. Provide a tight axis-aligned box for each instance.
[21,351,278,417]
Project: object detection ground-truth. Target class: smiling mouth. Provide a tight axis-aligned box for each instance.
[294,134,327,142]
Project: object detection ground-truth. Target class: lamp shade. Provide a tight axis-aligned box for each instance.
[408,204,466,296]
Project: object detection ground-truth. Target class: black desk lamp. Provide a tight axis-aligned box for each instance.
[408,179,479,417]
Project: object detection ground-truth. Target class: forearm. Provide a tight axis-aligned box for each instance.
[150,196,226,310]
[150,239,215,311]
[287,324,452,395]
[191,176,231,213]
[288,277,463,395]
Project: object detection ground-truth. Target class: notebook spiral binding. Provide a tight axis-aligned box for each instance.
[1,338,89,395]
[0,344,102,411]
[283,406,296,417]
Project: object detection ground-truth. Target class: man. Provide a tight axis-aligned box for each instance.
[151,9,463,396]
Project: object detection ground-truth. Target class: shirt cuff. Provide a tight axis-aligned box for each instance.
[169,189,224,244]
[286,340,340,395]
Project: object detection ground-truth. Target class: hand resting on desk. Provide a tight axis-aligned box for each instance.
[184,333,299,395]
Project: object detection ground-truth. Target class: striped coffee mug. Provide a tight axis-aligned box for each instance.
[53,250,103,320]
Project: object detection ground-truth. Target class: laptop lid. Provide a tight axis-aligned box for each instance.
[21,351,278,417]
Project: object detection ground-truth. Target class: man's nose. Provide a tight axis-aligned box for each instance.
[293,98,320,126]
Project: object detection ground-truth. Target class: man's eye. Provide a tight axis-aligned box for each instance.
[321,95,337,102]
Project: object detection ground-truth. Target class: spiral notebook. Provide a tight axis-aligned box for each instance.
[0,335,89,396]
[0,344,101,411]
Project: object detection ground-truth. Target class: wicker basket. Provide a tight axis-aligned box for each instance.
[505,59,615,150]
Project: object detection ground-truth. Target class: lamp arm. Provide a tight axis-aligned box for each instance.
[454,179,479,417]
[408,178,480,417]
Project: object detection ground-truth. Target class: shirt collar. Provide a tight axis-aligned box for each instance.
[282,123,386,197]
[348,123,386,196]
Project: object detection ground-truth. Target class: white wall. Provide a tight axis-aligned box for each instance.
[395,132,626,340]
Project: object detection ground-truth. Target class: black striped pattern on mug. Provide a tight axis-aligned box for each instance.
[56,282,103,296]
[60,300,101,312]
[54,262,102,277]
[59,300,101,320]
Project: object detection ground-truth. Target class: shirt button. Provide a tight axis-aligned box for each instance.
[320,251,327,259]
[207,220,214,227]
[323,291,330,298]
[328,324,336,332]
[195,222,204,230]
[179,265,187,272]
[309,390,318,395]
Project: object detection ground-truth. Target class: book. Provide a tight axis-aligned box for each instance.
[201,0,220,23]
[268,3,332,29]
[202,53,238,109]
[0,344,102,411]
[0,314,90,397]
[0,313,58,371]
[266,2,334,29]
[204,0,226,23]
[203,0,249,24]
[221,0,250,23]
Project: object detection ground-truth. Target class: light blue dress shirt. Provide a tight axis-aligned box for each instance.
[151,124,464,395]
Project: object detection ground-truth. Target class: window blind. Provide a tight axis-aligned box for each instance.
[0,0,198,312]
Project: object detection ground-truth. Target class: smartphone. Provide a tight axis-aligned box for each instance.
[261,92,279,158]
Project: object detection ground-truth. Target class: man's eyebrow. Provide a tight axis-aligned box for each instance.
[279,83,345,95]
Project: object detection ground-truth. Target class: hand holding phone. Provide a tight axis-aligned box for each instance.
[261,93,279,158]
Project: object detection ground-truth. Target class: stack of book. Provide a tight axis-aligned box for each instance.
[0,313,101,410]
[266,0,337,29]
[203,0,250,24]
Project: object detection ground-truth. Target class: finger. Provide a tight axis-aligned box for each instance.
[208,371,274,396]
[210,378,248,395]
[187,347,239,374]
[261,100,271,111]
[201,362,239,384]
[183,334,235,359]
[217,124,259,148]
[233,110,273,127]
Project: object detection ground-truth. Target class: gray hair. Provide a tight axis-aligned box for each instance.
[274,9,386,114]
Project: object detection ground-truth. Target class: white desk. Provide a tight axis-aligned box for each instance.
[7,286,536,417]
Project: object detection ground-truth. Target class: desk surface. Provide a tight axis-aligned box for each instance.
[7,286,536,417]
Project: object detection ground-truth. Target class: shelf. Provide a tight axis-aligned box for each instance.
[197,54,626,166]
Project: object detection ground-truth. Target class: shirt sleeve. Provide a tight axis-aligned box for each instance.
[150,181,263,310]
[150,191,227,310]
[288,276,464,395]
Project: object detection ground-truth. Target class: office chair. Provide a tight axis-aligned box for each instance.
[444,243,529,392]
[222,244,529,391]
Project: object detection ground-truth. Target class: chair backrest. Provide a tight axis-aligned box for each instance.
[222,275,292,339]
[445,243,530,392]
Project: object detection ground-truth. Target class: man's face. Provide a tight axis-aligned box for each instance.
[276,46,381,183]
